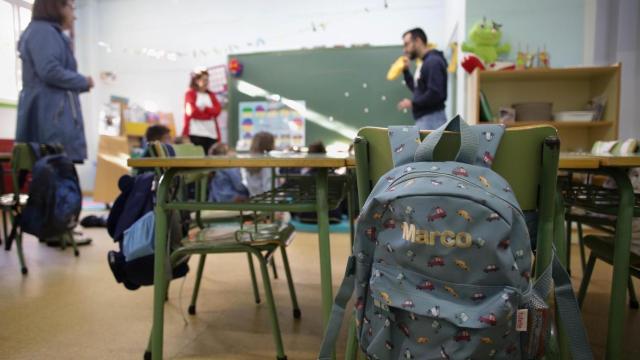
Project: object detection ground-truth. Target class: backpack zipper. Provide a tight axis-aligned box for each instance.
[386,170,524,217]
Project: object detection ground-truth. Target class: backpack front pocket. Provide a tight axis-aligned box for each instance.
[360,263,522,359]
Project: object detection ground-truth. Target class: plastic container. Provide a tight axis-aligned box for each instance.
[553,111,595,122]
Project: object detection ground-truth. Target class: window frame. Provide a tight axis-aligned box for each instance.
[1,0,32,106]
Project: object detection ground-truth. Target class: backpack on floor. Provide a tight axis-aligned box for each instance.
[319,116,593,359]
[20,143,82,239]
[107,172,189,291]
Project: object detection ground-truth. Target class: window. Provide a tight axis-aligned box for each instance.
[0,0,32,104]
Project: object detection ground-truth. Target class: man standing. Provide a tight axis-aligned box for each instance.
[397,28,448,130]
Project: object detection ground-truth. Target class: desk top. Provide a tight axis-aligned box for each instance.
[559,153,640,169]
[128,153,352,169]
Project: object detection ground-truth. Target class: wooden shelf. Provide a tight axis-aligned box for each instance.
[501,121,613,128]
[479,65,619,82]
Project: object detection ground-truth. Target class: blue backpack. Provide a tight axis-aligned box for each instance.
[319,117,592,359]
[20,143,82,239]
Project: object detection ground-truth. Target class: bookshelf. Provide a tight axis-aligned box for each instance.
[467,64,621,152]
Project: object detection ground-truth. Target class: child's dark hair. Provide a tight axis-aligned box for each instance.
[250,132,275,154]
[308,141,326,154]
[145,124,170,142]
[209,142,230,156]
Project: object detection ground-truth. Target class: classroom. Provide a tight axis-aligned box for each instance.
[0,0,639,359]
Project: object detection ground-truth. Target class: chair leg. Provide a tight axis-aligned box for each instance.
[15,227,28,275]
[247,253,261,304]
[189,254,207,314]
[279,245,300,318]
[255,252,287,360]
[565,219,572,275]
[1,210,8,245]
[68,231,80,257]
[628,276,639,309]
[270,257,279,279]
[576,222,587,272]
[578,253,597,307]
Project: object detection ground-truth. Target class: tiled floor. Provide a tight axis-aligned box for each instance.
[0,213,638,359]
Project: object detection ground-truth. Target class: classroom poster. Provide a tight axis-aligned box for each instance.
[237,101,306,150]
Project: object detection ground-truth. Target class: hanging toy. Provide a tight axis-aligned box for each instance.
[228,58,243,77]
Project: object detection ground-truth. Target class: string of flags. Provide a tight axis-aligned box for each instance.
[94,0,434,62]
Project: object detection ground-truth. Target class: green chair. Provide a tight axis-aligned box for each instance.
[0,144,81,275]
[347,125,563,358]
[578,234,640,308]
[143,142,300,360]
[561,172,640,309]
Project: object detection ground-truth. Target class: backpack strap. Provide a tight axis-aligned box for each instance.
[469,124,505,168]
[318,255,356,359]
[388,125,421,167]
[415,115,479,164]
[532,253,594,359]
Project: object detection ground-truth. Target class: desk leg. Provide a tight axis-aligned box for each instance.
[315,169,333,326]
[151,172,171,360]
[606,169,633,360]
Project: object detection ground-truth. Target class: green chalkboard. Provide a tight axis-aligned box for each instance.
[227,46,415,147]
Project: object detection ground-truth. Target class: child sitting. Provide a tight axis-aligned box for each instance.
[242,131,276,196]
[207,143,250,202]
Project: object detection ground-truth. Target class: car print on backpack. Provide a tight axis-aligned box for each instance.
[444,285,459,298]
[394,144,405,153]
[403,348,413,359]
[455,259,469,271]
[483,151,494,166]
[365,227,377,241]
[428,207,447,221]
[457,209,472,222]
[471,292,486,301]
[428,256,445,267]
[431,179,443,186]
[482,131,495,141]
[454,329,471,342]
[498,238,510,249]
[416,280,435,291]
[398,322,411,337]
[417,336,429,344]
[405,249,416,261]
[479,313,497,326]
[479,175,491,188]
[486,213,500,222]
[481,337,494,344]
[484,264,500,273]
[383,218,396,229]
[452,167,469,177]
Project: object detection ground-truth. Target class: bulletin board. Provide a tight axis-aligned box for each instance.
[237,101,305,151]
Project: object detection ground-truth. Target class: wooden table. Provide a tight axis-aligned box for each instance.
[128,153,352,360]
[559,152,640,360]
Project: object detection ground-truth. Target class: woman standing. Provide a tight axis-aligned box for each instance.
[16,0,93,162]
[182,69,222,153]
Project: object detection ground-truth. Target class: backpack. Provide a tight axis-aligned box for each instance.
[20,143,82,239]
[319,116,592,359]
[107,172,189,290]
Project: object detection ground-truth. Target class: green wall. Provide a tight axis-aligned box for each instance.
[466,0,585,67]
[227,46,415,146]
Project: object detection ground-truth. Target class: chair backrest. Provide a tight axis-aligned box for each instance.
[10,143,37,195]
[353,125,561,274]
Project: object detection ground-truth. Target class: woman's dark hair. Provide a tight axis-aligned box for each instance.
[189,69,209,90]
[32,0,68,24]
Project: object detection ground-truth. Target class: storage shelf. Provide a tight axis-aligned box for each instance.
[501,121,613,128]
[479,65,619,82]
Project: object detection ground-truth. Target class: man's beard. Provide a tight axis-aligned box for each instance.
[408,50,418,60]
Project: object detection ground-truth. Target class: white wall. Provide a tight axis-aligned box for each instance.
[72,0,447,191]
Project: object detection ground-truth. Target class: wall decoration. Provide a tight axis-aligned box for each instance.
[237,101,306,151]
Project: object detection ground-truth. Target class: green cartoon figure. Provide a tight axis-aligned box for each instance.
[462,17,510,64]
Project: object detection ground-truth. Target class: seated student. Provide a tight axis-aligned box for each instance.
[291,141,343,224]
[145,124,172,145]
[207,143,249,202]
[242,131,276,196]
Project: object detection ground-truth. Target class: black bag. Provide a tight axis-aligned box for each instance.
[107,173,189,290]
[20,143,81,239]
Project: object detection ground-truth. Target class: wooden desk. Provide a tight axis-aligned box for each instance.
[128,153,351,360]
[558,153,640,359]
